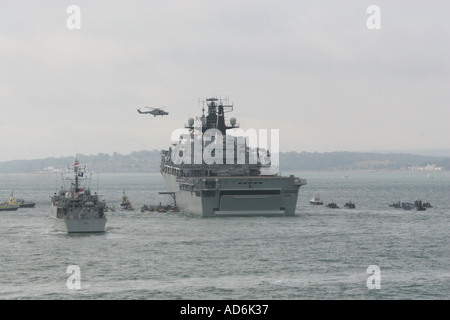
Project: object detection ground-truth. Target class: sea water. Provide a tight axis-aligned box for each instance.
[0,171,449,300]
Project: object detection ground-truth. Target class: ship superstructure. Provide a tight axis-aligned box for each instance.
[160,97,306,217]
[50,159,107,233]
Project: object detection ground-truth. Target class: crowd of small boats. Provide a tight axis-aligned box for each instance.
[389,200,432,211]
[139,204,180,213]
[310,195,356,209]
[0,193,36,211]
[310,194,433,211]
[1,188,433,215]
[103,191,179,213]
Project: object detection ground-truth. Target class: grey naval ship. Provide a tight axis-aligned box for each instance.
[51,159,107,233]
[160,97,307,217]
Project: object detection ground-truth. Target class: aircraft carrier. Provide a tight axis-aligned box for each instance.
[160,97,307,217]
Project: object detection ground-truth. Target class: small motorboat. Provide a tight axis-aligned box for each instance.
[326,202,339,209]
[414,200,426,211]
[422,202,433,208]
[310,195,324,205]
[120,191,134,211]
[389,201,402,208]
[344,202,355,209]
[138,205,150,213]
[401,201,426,211]
[0,203,20,211]
[6,193,35,208]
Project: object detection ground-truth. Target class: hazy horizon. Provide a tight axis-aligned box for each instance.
[2,147,450,164]
[1,1,449,162]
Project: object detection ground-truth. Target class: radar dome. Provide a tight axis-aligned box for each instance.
[188,118,194,126]
[230,117,236,126]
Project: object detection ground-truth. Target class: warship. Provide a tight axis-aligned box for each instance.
[160,97,307,217]
[50,159,107,233]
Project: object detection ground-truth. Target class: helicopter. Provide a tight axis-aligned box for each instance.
[137,107,169,117]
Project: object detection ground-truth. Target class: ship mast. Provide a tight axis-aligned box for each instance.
[74,158,79,191]
[187,97,237,134]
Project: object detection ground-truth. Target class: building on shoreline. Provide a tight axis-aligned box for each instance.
[408,164,443,171]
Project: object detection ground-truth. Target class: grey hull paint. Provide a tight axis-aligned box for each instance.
[162,173,302,217]
[51,205,107,233]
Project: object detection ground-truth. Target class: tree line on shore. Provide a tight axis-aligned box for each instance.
[0,150,449,173]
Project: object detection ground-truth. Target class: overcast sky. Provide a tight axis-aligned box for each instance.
[0,0,449,162]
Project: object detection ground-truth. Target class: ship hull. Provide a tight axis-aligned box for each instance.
[51,206,106,233]
[18,203,36,208]
[162,173,303,217]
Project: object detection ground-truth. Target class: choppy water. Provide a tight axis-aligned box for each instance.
[0,171,449,300]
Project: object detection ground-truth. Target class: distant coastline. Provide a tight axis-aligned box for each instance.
[0,150,449,174]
